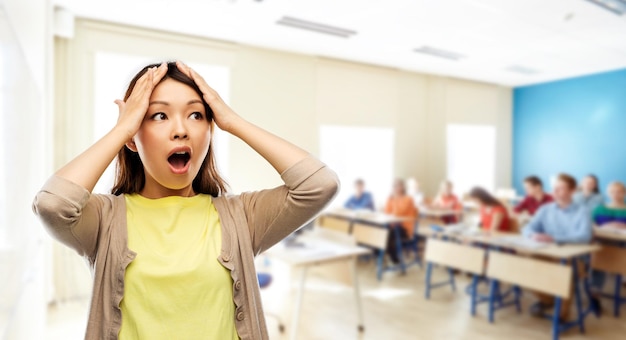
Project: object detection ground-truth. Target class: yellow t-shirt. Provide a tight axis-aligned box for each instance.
[119,194,239,340]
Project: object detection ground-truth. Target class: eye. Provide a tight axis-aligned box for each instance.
[151,112,167,121]
[189,112,204,120]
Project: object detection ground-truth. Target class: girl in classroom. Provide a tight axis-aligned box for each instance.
[468,187,510,232]
[33,61,338,340]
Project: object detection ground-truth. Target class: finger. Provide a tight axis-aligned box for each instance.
[176,60,192,78]
[152,62,168,85]
[188,68,214,94]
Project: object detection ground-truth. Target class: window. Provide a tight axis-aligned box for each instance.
[92,52,231,193]
[446,124,496,195]
[319,125,394,210]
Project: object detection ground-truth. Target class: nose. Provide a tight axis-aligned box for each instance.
[171,116,188,140]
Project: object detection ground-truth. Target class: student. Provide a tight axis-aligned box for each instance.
[468,187,510,232]
[32,61,338,340]
[344,178,375,210]
[384,179,418,264]
[522,173,592,320]
[431,180,462,224]
[514,175,553,215]
[589,181,626,311]
[406,177,424,205]
[573,174,604,212]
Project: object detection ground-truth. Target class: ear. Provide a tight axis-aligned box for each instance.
[125,139,138,152]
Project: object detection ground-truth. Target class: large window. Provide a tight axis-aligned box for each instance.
[92,52,231,193]
[446,124,496,195]
[319,125,394,210]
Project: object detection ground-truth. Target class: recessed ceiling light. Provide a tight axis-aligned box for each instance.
[505,65,540,75]
[413,46,466,61]
[276,16,357,38]
[585,0,626,15]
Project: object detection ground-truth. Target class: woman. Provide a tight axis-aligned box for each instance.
[431,180,462,224]
[33,61,338,339]
[573,174,604,212]
[384,179,418,264]
[468,187,510,232]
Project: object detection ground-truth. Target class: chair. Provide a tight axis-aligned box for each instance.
[352,223,388,280]
[257,273,285,334]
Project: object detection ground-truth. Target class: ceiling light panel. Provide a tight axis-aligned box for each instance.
[276,16,357,38]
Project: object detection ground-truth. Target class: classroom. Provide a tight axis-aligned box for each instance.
[2,0,626,339]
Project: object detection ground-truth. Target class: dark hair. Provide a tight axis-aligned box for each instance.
[111,61,228,196]
[557,173,577,190]
[468,187,503,207]
[585,174,600,194]
[524,176,543,188]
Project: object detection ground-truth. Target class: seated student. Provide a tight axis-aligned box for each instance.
[514,176,553,215]
[589,181,626,311]
[573,174,604,212]
[384,179,418,264]
[431,180,462,224]
[522,173,593,320]
[468,187,510,232]
[406,177,424,206]
[344,179,375,210]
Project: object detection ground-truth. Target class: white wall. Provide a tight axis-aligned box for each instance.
[55,19,512,199]
[1,0,52,339]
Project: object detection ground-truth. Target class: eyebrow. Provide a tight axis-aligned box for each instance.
[149,99,204,106]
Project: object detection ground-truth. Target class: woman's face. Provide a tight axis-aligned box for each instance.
[582,176,597,194]
[393,181,405,196]
[608,184,626,205]
[130,78,211,195]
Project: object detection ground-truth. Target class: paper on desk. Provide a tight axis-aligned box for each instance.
[598,225,626,235]
[496,236,550,249]
[444,224,483,236]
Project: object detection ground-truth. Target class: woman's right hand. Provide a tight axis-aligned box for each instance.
[114,63,168,138]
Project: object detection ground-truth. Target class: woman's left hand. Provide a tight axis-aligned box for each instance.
[176,60,240,132]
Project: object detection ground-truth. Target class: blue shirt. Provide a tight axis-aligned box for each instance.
[522,201,592,244]
[573,192,604,213]
[344,192,375,210]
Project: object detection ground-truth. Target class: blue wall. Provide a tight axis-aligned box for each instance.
[513,68,626,194]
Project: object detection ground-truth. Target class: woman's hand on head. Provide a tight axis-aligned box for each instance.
[114,63,168,138]
[176,60,239,133]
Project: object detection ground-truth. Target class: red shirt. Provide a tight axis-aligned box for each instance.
[514,194,553,215]
[480,205,510,232]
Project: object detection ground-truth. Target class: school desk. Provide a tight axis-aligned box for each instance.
[265,228,370,340]
[322,209,415,279]
[592,226,626,316]
[419,225,600,340]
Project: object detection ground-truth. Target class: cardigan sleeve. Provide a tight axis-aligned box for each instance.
[32,176,110,261]
[239,155,340,255]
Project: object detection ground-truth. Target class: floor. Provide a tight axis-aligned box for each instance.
[46,259,626,340]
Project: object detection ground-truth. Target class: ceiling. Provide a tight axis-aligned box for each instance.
[53,0,626,87]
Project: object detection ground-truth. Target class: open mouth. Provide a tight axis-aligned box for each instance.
[167,151,191,173]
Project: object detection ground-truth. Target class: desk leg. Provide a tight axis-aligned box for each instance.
[572,258,585,334]
[290,267,308,340]
[470,275,478,316]
[393,226,406,274]
[615,274,622,317]
[552,298,562,340]
[351,259,365,332]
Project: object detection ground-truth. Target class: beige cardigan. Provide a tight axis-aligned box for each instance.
[32,156,339,340]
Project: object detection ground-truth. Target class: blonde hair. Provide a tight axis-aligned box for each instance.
[608,181,626,192]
